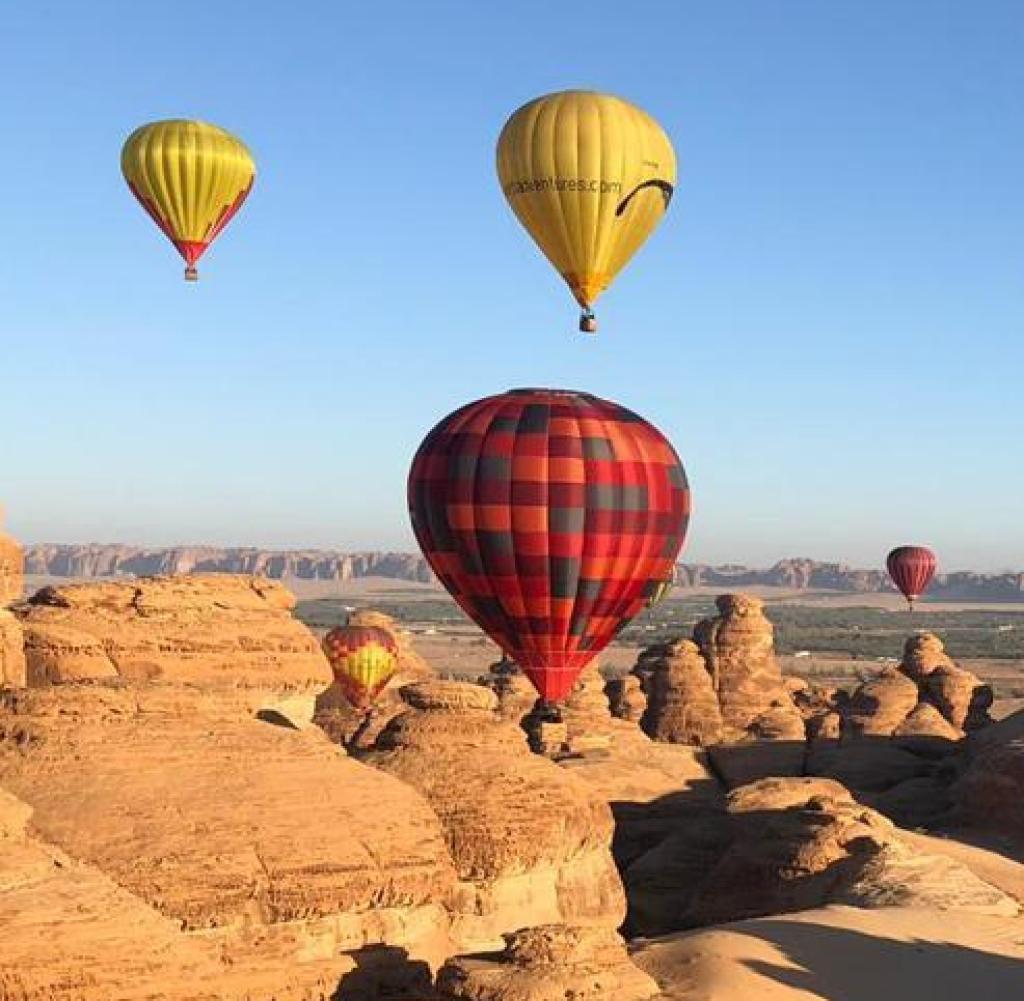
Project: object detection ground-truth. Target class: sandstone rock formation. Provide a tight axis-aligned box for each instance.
[899,631,958,682]
[640,638,723,745]
[623,776,1015,936]
[693,595,805,741]
[790,680,844,740]
[0,506,23,605]
[845,667,922,737]
[560,659,615,752]
[605,674,646,722]
[842,633,992,741]
[14,575,330,708]
[487,657,542,723]
[0,683,458,997]
[436,925,658,1001]
[367,680,626,951]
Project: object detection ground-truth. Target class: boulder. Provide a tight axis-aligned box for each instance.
[436,925,659,998]
[923,663,993,733]
[436,925,658,1001]
[844,667,919,737]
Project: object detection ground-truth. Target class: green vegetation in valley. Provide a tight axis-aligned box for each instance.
[297,596,1024,661]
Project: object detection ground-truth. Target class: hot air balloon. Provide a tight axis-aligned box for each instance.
[886,546,937,610]
[496,90,677,333]
[121,119,256,280]
[322,624,400,710]
[408,388,690,705]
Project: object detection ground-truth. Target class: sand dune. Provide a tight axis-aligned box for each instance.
[633,905,1024,999]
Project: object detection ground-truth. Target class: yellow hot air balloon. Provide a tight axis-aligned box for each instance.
[322,624,400,710]
[496,90,677,333]
[121,119,256,281]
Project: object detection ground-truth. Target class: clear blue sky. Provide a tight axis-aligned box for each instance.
[2,1,1022,571]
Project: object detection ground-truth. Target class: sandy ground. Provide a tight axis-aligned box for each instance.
[633,904,1024,999]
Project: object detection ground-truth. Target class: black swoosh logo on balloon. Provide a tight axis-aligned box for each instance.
[615,179,674,217]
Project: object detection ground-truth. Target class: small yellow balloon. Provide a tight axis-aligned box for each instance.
[121,119,256,280]
[496,90,677,331]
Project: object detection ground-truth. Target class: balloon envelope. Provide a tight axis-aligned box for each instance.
[886,546,937,606]
[408,388,690,701]
[121,119,255,278]
[322,624,399,709]
[496,90,676,324]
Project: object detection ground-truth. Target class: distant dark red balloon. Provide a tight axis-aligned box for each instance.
[408,388,690,702]
[886,546,937,608]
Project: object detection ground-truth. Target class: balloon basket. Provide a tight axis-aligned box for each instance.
[184,266,199,282]
[578,311,598,334]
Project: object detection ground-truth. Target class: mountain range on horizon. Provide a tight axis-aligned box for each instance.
[21,544,1024,601]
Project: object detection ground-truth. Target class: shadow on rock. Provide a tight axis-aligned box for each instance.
[331,945,435,1000]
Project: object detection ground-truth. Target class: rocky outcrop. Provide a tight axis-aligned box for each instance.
[0,507,23,605]
[693,595,805,741]
[0,683,458,996]
[605,675,646,722]
[899,632,957,682]
[790,680,844,740]
[14,576,330,702]
[561,660,615,752]
[640,639,723,745]
[436,925,658,1001]
[367,681,626,951]
[488,658,543,723]
[623,776,1015,936]
[842,634,992,741]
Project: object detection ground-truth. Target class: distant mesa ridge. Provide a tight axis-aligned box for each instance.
[23,545,436,584]
[21,547,1024,600]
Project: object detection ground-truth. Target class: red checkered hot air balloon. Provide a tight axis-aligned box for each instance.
[408,388,690,703]
[886,545,937,610]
